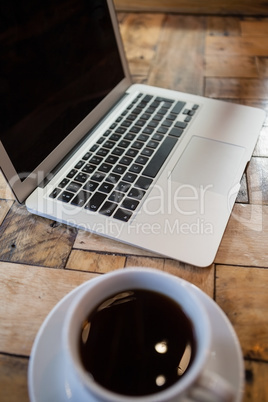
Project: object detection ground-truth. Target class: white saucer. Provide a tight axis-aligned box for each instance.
[28,276,244,402]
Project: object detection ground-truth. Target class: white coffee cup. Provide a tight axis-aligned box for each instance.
[62,267,235,402]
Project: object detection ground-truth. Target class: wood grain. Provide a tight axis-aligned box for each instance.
[66,249,126,273]
[0,203,77,268]
[114,0,268,16]
[215,204,268,267]
[147,15,206,95]
[119,13,165,82]
[216,265,268,361]
[0,261,99,356]
[0,355,29,402]
[244,360,268,402]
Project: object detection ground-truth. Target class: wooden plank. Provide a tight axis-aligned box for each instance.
[0,354,29,402]
[163,259,215,298]
[241,20,268,36]
[66,250,126,273]
[0,200,13,226]
[205,78,268,99]
[114,0,268,16]
[216,265,268,361]
[147,15,206,95]
[215,204,268,266]
[257,57,268,78]
[0,203,77,268]
[253,125,268,157]
[119,13,165,82]
[0,171,15,200]
[205,55,258,78]
[74,230,159,257]
[0,262,99,355]
[236,173,249,204]
[206,16,241,37]
[125,255,165,270]
[244,360,268,402]
[206,36,268,56]
[126,256,215,297]
[247,157,268,204]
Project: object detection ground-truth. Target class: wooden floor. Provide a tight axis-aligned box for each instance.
[0,12,268,402]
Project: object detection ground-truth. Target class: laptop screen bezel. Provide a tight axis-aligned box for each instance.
[0,0,132,203]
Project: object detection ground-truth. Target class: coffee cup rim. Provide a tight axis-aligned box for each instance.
[63,267,212,402]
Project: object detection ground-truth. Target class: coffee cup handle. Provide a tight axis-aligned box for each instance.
[185,370,235,402]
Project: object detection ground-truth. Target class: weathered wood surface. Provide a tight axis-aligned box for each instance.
[114,0,268,16]
[0,11,268,402]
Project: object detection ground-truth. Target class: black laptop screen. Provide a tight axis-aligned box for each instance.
[0,0,125,177]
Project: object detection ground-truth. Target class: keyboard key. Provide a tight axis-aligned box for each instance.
[170,101,186,114]
[113,164,127,174]
[58,178,69,188]
[71,190,91,207]
[128,187,145,200]
[99,163,113,173]
[91,172,105,182]
[112,147,125,156]
[83,181,99,192]
[147,140,159,149]
[67,169,77,179]
[82,164,96,174]
[118,140,131,148]
[152,133,164,141]
[82,152,92,161]
[122,172,137,183]
[85,192,106,212]
[120,156,133,165]
[126,148,138,157]
[99,201,117,216]
[175,121,187,129]
[124,133,136,140]
[97,148,109,157]
[141,148,154,157]
[169,127,184,138]
[90,156,103,165]
[122,198,139,211]
[106,155,119,164]
[115,181,131,193]
[106,173,120,184]
[113,208,132,222]
[98,182,114,193]
[58,191,74,203]
[157,126,168,134]
[129,163,143,174]
[137,134,149,142]
[66,182,82,193]
[142,136,178,178]
[135,155,149,165]
[132,141,143,150]
[135,176,153,190]
[74,160,85,169]
[109,191,125,203]
[103,140,116,149]
[129,126,141,134]
[75,172,89,183]
[49,188,61,198]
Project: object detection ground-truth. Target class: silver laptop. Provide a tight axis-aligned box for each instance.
[0,0,265,267]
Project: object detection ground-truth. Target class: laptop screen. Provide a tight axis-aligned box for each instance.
[0,0,125,179]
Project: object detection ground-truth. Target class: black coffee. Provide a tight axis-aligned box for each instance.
[79,289,196,396]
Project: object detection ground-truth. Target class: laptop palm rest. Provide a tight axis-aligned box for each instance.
[170,136,245,196]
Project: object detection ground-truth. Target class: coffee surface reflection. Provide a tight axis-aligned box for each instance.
[79,289,196,396]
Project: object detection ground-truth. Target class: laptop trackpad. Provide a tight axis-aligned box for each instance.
[170,136,245,195]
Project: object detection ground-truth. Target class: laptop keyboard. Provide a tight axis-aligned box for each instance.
[49,93,199,222]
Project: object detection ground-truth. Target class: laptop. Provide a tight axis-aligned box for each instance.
[0,0,265,267]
